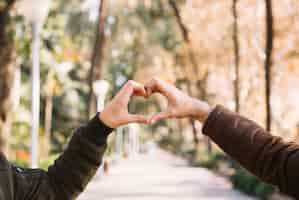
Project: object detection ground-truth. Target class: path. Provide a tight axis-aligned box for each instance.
[78,149,255,200]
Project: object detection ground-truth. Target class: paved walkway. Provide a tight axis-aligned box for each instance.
[78,149,255,200]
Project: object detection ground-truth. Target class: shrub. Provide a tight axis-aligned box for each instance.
[39,154,59,170]
[11,159,29,168]
[231,167,275,199]
[192,152,219,169]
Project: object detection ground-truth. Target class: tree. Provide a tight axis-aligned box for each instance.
[87,0,109,117]
[44,71,54,144]
[0,0,17,154]
[265,0,274,131]
[168,0,198,76]
[168,0,199,147]
[168,0,211,151]
[232,0,240,113]
[44,69,62,155]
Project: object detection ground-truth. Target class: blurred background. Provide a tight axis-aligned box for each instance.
[0,0,298,199]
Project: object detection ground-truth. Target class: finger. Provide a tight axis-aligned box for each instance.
[149,111,172,124]
[132,84,147,98]
[117,80,147,102]
[144,86,152,98]
[126,81,147,97]
[126,114,149,124]
[145,78,171,98]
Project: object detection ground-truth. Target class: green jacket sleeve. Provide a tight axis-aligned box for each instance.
[12,114,113,200]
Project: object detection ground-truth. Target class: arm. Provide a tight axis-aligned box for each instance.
[42,80,148,199]
[202,105,299,198]
[145,77,299,198]
[11,80,149,200]
[45,114,112,199]
[9,115,112,200]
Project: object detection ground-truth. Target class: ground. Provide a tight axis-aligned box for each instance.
[78,148,256,200]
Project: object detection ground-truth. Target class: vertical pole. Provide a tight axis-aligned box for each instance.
[94,80,110,112]
[31,22,41,168]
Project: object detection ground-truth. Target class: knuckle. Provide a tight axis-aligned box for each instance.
[127,80,134,86]
[125,80,133,88]
[168,109,175,117]
[152,77,159,84]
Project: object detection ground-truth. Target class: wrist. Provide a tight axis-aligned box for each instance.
[99,111,117,129]
[191,98,212,123]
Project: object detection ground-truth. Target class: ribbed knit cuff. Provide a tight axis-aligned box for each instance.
[202,105,223,136]
[84,113,114,145]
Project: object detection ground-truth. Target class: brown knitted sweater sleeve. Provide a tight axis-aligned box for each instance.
[203,105,299,198]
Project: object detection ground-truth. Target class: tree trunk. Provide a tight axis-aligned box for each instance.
[45,95,53,140]
[43,70,56,155]
[196,75,212,154]
[0,2,16,155]
[190,118,199,145]
[232,0,240,113]
[168,0,198,76]
[44,94,53,154]
[186,82,199,147]
[176,81,199,147]
[265,0,274,131]
[87,0,108,118]
[169,0,212,152]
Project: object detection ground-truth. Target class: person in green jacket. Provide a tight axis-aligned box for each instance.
[0,80,149,200]
[144,77,299,199]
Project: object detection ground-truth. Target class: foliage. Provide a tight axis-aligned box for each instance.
[160,135,276,198]
[231,167,275,199]
[11,154,59,170]
[158,133,184,155]
[192,152,222,170]
[39,154,59,170]
[11,0,98,154]
[192,149,275,198]
[11,159,29,168]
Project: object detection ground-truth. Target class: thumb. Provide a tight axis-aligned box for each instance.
[127,114,149,124]
[149,111,172,124]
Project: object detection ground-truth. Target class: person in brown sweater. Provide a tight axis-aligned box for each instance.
[145,78,299,199]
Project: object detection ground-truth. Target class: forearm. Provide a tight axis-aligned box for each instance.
[202,105,299,198]
[190,97,212,123]
[47,114,113,199]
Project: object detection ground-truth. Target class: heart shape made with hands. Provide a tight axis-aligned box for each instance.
[101,78,202,128]
[125,81,170,124]
[101,79,176,128]
[125,78,181,125]
[129,78,209,124]
[129,87,168,123]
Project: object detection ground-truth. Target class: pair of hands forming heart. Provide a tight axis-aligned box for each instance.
[100,78,212,129]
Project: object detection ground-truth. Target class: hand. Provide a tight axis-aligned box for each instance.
[145,78,212,124]
[100,80,149,128]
